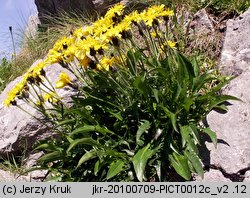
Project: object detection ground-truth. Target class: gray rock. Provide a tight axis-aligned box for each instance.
[0,169,47,182]
[0,60,77,154]
[191,9,215,33]
[194,170,231,182]
[35,0,96,24]
[244,171,250,181]
[220,9,250,76]
[25,14,40,38]
[200,8,250,180]
[0,170,29,182]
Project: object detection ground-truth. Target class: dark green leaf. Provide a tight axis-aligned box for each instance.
[169,153,191,180]
[106,160,125,180]
[192,57,200,77]
[33,143,57,152]
[209,95,241,110]
[94,160,100,176]
[67,138,101,153]
[136,120,151,144]
[161,106,178,132]
[55,119,75,127]
[184,149,204,178]
[133,76,149,97]
[180,125,199,154]
[132,144,159,181]
[37,151,65,164]
[77,150,97,168]
[70,125,115,137]
[203,128,217,147]
[152,89,159,103]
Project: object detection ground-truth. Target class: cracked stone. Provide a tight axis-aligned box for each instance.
[194,169,231,182]
[197,8,250,181]
[244,171,250,181]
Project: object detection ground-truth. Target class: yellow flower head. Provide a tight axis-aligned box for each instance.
[56,72,71,89]
[105,2,125,19]
[124,10,141,24]
[166,40,177,49]
[43,92,58,103]
[96,57,115,71]
[3,80,26,107]
[141,4,173,26]
[79,55,91,68]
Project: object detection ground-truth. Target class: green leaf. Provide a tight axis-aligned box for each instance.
[211,76,235,93]
[133,76,149,97]
[67,138,101,153]
[209,95,241,110]
[33,143,57,152]
[64,108,96,124]
[70,125,115,137]
[152,89,159,103]
[203,128,217,147]
[184,149,204,178]
[106,160,125,180]
[189,124,201,145]
[94,160,100,176]
[77,150,97,168]
[37,151,65,164]
[192,57,200,77]
[55,119,75,127]
[110,111,123,121]
[180,125,199,154]
[136,120,151,144]
[192,73,214,92]
[132,143,158,181]
[169,152,191,180]
[161,106,178,132]
[126,49,142,75]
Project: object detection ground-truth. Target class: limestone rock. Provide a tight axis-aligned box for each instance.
[25,14,40,38]
[0,169,47,182]
[200,8,250,180]
[220,9,250,76]
[244,171,250,181]
[35,0,96,24]
[0,60,77,154]
[194,170,231,182]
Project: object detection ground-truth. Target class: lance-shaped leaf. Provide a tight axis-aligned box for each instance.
[77,150,98,168]
[136,120,151,144]
[106,160,125,180]
[132,143,158,181]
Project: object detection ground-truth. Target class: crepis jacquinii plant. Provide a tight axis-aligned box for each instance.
[4,3,239,181]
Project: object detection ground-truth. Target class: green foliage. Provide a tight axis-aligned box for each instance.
[4,3,239,181]
[0,58,12,92]
[34,40,237,181]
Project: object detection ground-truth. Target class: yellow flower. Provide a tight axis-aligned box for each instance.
[92,17,113,38]
[96,57,115,71]
[3,81,26,107]
[140,4,173,27]
[43,92,58,103]
[166,40,177,49]
[46,49,64,64]
[79,55,91,68]
[161,9,174,17]
[105,2,125,19]
[53,36,74,52]
[56,72,71,89]
[151,31,157,38]
[124,10,141,24]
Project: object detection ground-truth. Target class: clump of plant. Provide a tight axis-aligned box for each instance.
[4,3,238,181]
[0,58,13,92]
